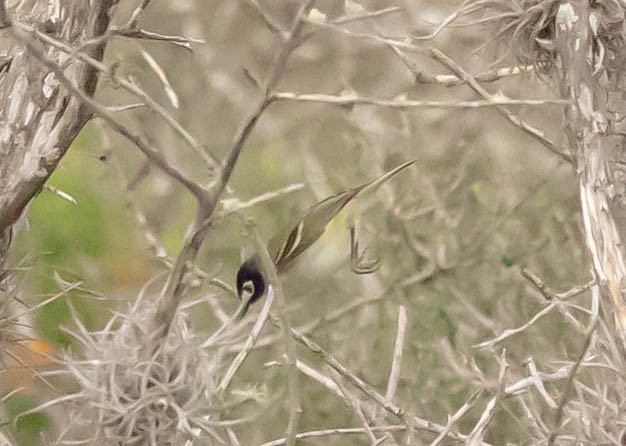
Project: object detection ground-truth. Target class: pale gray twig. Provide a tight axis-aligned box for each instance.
[219,183,305,216]
[473,300,561,349]
[429,389,483,446]
[272,91,567,109]
[304,18,422,51]
[154,0,316,338]
[11,29,208,203]
[385,305,407,402]
[548,315,600,446]
[247,221,301,446]
[524,357,557,409]
[427,48,572,163]
[15,21,219,172]
[216,286,275,391]
[124,0,152,30]
[112,27,205,50]
[258,425,406,446]
[290,328,493,445]
[333,6,402,25]
[389,44,533,86]
[330,369,378,445]
[465,351,508,446]
[295,359,342,398]
[241,0,286,37]
[521,268,594,301]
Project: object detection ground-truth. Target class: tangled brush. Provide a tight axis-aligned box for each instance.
[45,297,229,445]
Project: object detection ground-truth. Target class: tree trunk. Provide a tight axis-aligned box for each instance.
[555,1,626,346]
[0,0,117,274]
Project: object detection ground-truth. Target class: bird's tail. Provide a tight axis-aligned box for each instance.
[354,159,417,198]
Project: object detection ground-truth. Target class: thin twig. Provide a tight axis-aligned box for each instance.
[295,359,343,398]
[304,18,422,52]
[547,315,600,446]
[524,357,557,409]
[248,222,301,446]
[333,6,403,25]
[258,425,406,446]
[216,286,275,392]
[241,0,286,37]
[473,301,559,349]
[290,327,493,445]
[465,350,508,446]
[389,44,533,86]
[124,0,152,29]
[385,305,407,402]
[153,0,316,337]
[329,369,378,445]
[15,21,219,172]
[521,268,594,301]
[272,91,567,109]
[429,389,483,446]
[219,183,305,216]
[427,48,572,163]
[505,362,594,396]
[11,28,208,203]
[521,267,593,332]
[112,27,205,50]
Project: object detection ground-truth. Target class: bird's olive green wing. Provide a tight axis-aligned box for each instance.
[269,189,358,271]
[268,159,417,271]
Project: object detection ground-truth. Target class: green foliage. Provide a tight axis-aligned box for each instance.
[4,396,50,446]
[11,127,149,346]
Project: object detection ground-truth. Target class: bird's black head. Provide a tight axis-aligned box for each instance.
[236,255,266,319]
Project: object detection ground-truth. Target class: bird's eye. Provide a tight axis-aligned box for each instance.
[241,280,255,298]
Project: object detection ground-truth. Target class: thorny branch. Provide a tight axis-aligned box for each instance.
[3,1,624,444]
[10,30,207,203]
[427,48,572,163]
[153,0,317,337]
[290,327,494,446]
[15,21,219,172]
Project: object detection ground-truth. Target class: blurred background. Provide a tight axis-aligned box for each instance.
[5,0,591,444]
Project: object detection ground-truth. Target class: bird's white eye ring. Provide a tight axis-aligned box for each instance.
[242,280,254,297]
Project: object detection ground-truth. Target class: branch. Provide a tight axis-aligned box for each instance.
[547,317,599,445]
[333,6,402,25]
[427,48,573,163]
[248,222,301,446]
[290,328,493,445]
[152,0,316,358]
[11,29,208,203]
[385,305,407,402]
[272,91,567,109]
[0,0,117,265]
[15,22,219,172]
[465,351,508,446]
[429,390,483,446]
[554,1,626,345]
[389,44,534,86]
[258,425,406,446]
[241,0,286,37]
[111,27,205,50]
[474,271,593,349]
[123,0,152,30]
[216,286,275,392]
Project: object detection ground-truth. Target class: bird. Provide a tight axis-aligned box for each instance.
[235,159,417,319]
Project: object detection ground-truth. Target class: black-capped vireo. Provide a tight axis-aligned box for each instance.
[235,159,416,319]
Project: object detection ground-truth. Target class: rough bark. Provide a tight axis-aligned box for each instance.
[0,0,117,273]
[555,1,626,345]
